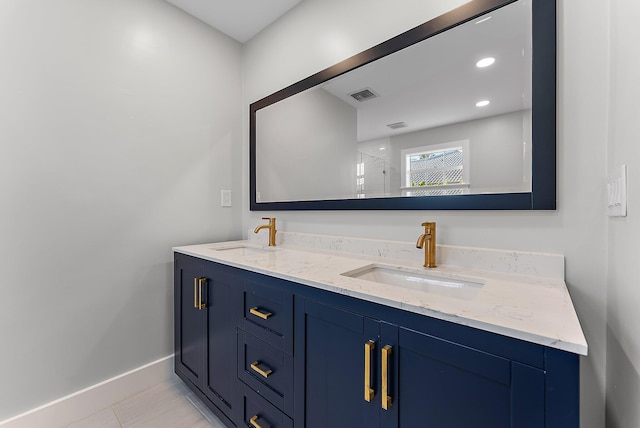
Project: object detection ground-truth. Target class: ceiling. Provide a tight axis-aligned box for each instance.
[165,0,303,43]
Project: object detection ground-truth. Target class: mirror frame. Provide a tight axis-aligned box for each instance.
[250,0,556,211]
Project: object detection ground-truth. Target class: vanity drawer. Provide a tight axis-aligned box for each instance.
[238,329,294,416]
[241,279,293,354]
[241,383,293,428]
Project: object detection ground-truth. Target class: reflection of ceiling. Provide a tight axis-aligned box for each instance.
[321,0,532,142]
[164,0,302,43]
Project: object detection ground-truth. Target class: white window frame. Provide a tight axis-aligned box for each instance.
[400,140,471,194]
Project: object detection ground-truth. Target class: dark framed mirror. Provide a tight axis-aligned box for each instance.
[250,0,555,210]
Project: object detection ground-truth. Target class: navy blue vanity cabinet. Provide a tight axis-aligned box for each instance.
[237,274,295,425]
[174,254,206,388]
[174,255,580,428]
[296,294,577,428]
[379,326,546,428]
[174,254,240,426]
[300,300,381,428]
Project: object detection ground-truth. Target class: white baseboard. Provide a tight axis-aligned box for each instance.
[0,355,174,428]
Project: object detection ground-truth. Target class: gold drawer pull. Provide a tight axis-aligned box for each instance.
[250,361,273,378]
[382,345,392,410]
[250,415,270,428]
[364,340,375,401]
[193,278,206,310]
[250,306,272,320]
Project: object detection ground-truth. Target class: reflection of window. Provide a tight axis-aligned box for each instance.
[410,150,463,186]
[401,140,470,196]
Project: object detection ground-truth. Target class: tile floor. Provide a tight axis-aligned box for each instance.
[64,377,227,428]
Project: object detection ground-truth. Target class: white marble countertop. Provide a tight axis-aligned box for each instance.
[173,234,587,355]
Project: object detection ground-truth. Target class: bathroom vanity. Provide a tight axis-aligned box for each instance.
[191,0,573,424]
[173,0,569,423]
[173,234,586,428]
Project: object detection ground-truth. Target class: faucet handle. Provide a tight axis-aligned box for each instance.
[421,221,435,232]
[262,217,276,227]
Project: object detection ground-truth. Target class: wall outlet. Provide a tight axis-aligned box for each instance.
[221,190,232,207]
[607,165,627,217]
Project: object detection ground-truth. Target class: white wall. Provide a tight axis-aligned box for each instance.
[0,0,242,420]
[606,0,640,426]
[243,0,608,426]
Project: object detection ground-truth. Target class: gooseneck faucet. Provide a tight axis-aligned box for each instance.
[416,222,437,268]
[254,217,277,246]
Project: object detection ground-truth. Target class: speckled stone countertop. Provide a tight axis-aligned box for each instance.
[173,232,587,355]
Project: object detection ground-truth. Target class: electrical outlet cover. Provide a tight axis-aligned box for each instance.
[221,190,232,207]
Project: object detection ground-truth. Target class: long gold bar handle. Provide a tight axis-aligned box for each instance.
[250,415,269,428]
[249,307,272,320]
[196,278,206,310]
[250,361,273,378]
[364,340,375,401]
[193,278,198,309]
[382,345,392,410]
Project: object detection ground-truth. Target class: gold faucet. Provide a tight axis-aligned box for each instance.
[254,217,277,246]
[416,222,437,268]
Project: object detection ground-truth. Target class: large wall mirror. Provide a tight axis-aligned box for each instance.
[250,0,556,210]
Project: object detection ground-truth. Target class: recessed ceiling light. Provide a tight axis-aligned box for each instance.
[476,16,492,24]
[476,57,495,68]
[379,147,386,151]
[476,100,490,107]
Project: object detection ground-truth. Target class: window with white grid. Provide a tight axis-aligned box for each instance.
[401,140,470,196]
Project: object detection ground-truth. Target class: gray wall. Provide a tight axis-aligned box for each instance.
[243,0,609,426]
[256,87,357,201]
[606,0,640,426]
[0,0,242,420]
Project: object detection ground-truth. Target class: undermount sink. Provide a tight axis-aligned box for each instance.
[213,244,277,256]
[341,264,485,299]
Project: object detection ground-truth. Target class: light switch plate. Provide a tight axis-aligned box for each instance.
[607,165,627,217]
[221,190,232,207]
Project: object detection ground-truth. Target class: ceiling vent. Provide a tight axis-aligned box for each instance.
[349,88,379,102]
[386,122,408,130]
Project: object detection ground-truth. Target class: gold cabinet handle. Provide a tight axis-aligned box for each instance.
[364,340,375,401]
[193,278,198,309]
[250,415,269,428]
[250,361,273,378]
[198,278,206,310]
[193,278,206,310]
[382,345,392,410]
[250,306,272,320]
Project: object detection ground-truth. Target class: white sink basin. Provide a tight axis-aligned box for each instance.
[213,244,277,256]
[341,264,485,299]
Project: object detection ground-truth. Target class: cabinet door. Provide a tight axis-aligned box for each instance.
[174,255,206,388]
[302,300,379,428]
[202,264,240,423]
[383,327,544,428]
